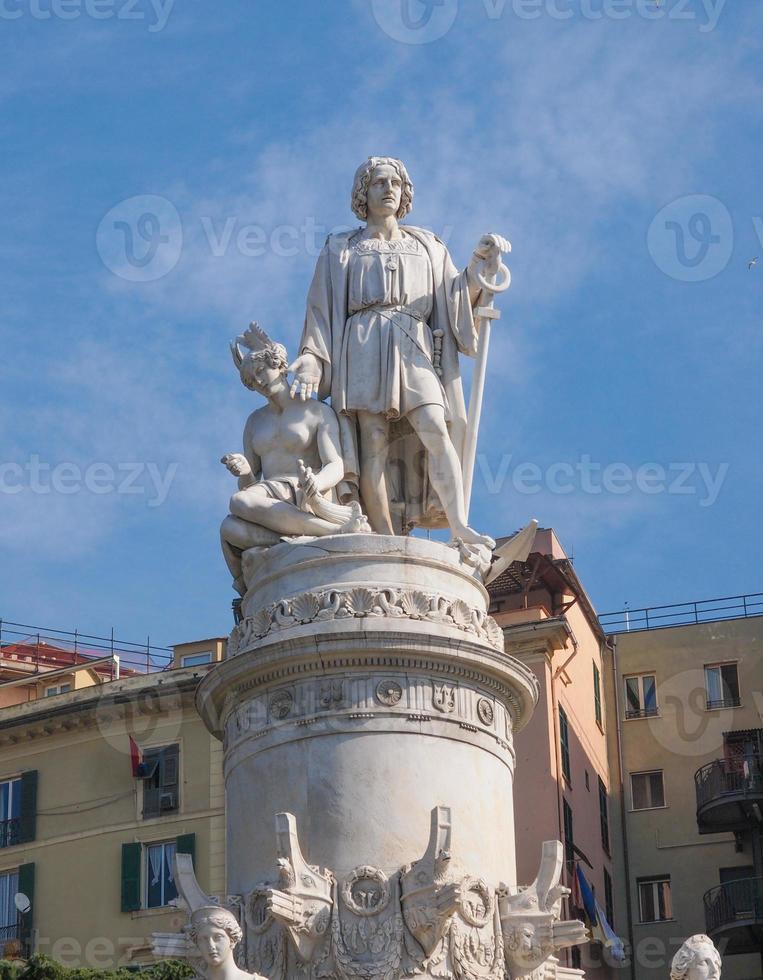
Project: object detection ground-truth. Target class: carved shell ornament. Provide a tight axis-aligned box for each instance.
[229,588,508,653]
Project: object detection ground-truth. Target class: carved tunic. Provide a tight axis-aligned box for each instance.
[341,234,446,419]
[299,225,479,528]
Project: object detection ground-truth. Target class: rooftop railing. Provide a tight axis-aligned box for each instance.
[0,619,173,676]
[599,592,763,634]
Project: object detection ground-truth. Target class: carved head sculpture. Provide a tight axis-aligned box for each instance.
[230,322,289,395]
[189,906,243,969]
[670,935,722,980]
[505,922,543,966]
[351,156,414,221]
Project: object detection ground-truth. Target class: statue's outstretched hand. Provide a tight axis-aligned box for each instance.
[221,453,252,478]
[473,233,511,276]
[289,353,322,401]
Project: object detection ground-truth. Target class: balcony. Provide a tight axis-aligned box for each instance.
[704,877,763,955]
[695,757,763,834]
[0,819,20,849]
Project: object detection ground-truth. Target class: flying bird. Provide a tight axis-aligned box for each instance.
[748,257,759,270]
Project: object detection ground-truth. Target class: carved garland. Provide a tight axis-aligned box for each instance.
[228,588,505,656]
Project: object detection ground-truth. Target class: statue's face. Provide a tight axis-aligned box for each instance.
[195,923,234,968]
[687,946,721,980]
[366,163,402,220]
[243,357,284,396]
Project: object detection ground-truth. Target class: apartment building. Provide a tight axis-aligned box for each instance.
[603,598,763,980]
[0,628,227,968]
[488,528,621,979]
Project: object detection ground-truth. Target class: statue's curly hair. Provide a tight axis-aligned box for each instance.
[239,345,289,390]
[670,935,721,979]
[351,157,413,221]
[189,908,243,948]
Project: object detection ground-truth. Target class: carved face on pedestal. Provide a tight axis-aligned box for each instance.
[196,923,235,969]
[190,908,243,974]
[670,935,722,980]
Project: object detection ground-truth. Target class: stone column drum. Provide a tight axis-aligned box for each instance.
[196,535,538,897]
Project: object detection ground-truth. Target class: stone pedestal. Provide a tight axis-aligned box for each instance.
[195,535,547,980]
[197,536,537,888]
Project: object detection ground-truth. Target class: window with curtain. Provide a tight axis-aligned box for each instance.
[704,663,740,709]
[638,877,672,922]
[145,841,177,909]
[624,674,657,718]
[0,780,21,849]
[631,771,665,810]
[0,870,19,942]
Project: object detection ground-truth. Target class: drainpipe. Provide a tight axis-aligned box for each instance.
[609,634,636,980]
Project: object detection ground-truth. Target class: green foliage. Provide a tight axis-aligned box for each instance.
[0,955,195,980]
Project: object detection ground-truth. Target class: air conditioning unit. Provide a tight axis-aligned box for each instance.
[159,792,177,812]
[136,760,158,780]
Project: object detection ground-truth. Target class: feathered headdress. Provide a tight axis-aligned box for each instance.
[230,321,288,371]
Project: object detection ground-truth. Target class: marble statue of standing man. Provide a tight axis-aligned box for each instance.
[289,156,509,546]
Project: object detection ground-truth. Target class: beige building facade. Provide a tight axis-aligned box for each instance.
[0,633,227,968]
[605,610,763,980]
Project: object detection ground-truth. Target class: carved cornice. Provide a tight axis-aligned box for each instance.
[197,628,540,739]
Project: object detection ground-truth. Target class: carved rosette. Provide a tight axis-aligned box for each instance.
[227,587,506,657]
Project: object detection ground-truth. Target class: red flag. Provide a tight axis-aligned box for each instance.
[129,736,142,777]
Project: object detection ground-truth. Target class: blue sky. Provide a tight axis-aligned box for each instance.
[1,0,761,646]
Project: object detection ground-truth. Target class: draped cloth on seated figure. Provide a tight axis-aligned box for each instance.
[300,226,479,534]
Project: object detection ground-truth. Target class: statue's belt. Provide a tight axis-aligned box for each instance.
[347,305,437,368]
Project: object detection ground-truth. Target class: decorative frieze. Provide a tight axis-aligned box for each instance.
[227,587,506,658]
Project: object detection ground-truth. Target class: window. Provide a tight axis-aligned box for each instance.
[121,834,194,912]
[181,652,213,668]
[705,663,740,710]
[631,771,665,810]
[0,870,19,944]
[0,780,21,849]
[638,876,672,922]
[571,947,582,970]
[625,674,657,719]
[593,662,602,727]
[145,841,178,909]
[598,777,610,853]
[604,868,614,928]
[559,706,571,784]
[45,683,71,697]
[142,745,179,819]
[563,799,574,873]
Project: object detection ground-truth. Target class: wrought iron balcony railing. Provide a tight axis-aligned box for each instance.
[704,877,763,935]
[0,819,20,849]
[706,697,742,711]
[625,707,659,720]
[695,757,763,811]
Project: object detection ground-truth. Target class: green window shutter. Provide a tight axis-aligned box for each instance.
[121,843,142,912]
[18,770,38,844]
[176,833,196,866]
[17,862,35,955]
